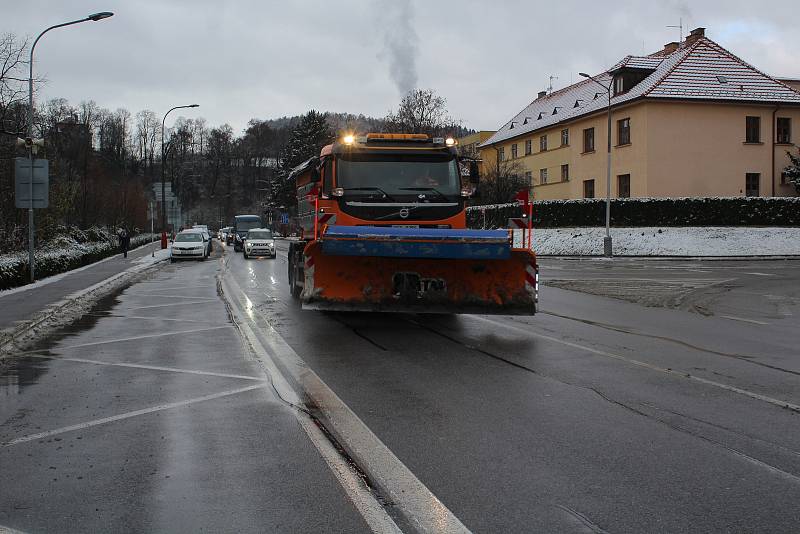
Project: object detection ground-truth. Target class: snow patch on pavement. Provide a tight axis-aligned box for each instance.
[520,227,800,256]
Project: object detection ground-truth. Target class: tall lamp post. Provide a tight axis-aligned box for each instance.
[580,72,613,257]
[26,11,114,282]
[160,104,198,246]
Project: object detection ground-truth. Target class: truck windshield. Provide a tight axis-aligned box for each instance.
[235,218,262,232]
[337,154,460,200]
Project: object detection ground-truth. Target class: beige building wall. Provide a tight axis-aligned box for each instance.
[483,100,800,199]
[646,101,800,198]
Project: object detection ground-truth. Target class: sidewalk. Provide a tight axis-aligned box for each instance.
[0,241,168,331]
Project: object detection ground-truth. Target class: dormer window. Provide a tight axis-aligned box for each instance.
[614,75,624,95]
[611,67,655,95]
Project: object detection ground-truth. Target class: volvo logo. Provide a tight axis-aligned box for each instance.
[399,208,410,219]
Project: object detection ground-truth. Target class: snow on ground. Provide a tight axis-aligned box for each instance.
[515,227,800,256]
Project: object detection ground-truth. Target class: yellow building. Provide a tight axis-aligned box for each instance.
[480,28,800,200]
[456,131,496,175]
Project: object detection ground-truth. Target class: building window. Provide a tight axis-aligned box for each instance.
[540,168,548,184]
[525,171,532,186]
[618,174,631,198]
[583,127,595,152]
[499,147,505,161]
[525,139,532,155]
[745,116,760,143]
[540,135,547,152]
[613,75,624,95]
[583,179,595,198]
[511,143,518,159]
[561,129,569,146]
[745,173,760,197]
[777,117,792,144]
[617,118,631,145]
[561,164,569,181]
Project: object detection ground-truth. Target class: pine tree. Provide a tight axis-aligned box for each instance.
[277,110,334,213]
[785,149,800,194]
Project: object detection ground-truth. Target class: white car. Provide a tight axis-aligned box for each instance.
[171,231,208,262]
[243,228,276,259]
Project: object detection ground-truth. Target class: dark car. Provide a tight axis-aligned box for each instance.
[232,215,263,252]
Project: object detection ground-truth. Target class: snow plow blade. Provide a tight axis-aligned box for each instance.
[301,226,537,315]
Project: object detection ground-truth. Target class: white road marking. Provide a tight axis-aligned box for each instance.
[719,315,770,325]
[131,284,210,291]
[745,272,776,277]
[471,315,800,413]
[18,325,235,353]
[20,353,266,381]
[2,384,266,447]
[223,273,470,534]
[127,301,219,310]
[123,293,217,300]
[86,313,220,324]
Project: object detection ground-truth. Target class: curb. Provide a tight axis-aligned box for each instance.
[0,255,170,359]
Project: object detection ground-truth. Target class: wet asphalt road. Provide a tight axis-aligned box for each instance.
[2,241,800,533]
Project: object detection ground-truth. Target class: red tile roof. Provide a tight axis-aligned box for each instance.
[482,36,800,147]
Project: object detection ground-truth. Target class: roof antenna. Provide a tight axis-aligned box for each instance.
[667,17,683,44]
[548,75,559,94]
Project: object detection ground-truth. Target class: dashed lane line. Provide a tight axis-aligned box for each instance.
[85,313,221,324]
[127,301,219,310]
[16,325,235,353]
[123,293,218,300]
[470,315,800,414]
[719,315,770,325]
[18,353,266,381]
[2,384,266,447]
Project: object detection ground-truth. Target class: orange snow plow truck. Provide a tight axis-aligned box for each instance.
[287,133,538,315]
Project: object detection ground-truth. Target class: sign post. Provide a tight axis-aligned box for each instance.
[15,156,49,282]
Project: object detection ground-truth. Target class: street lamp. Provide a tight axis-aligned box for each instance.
[26,12,114,282]
[161,104,198,245]
[580,72,613,257]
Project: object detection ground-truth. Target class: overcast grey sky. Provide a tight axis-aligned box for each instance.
[5,1,799,135]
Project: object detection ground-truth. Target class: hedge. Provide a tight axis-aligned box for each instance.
[466,197,800,229]
[0,229,156,291]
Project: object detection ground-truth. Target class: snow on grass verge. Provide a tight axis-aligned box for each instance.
[521,227,800,256]
[0,230,157,290]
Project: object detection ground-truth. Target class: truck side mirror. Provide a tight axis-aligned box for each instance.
[309,157,321,183]
[469,160,480,185]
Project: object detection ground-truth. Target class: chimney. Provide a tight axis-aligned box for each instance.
[685,27,706,46]
[537,90,547,99]
[663,41,679,54]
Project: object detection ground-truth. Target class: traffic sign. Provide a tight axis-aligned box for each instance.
[15,157,49,208]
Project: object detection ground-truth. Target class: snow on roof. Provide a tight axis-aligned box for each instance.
[482,37,800,148]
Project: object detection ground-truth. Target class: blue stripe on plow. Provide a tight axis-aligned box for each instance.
[321,225,511,259]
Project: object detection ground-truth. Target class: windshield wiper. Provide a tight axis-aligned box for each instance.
[398,187,449,201]
[344,187,396,202]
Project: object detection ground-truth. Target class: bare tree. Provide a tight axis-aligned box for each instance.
[384,88,457,136]
[473,159,529,205]
[0,33,29,135]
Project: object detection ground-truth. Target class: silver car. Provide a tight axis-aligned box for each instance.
[243,228,276,259]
